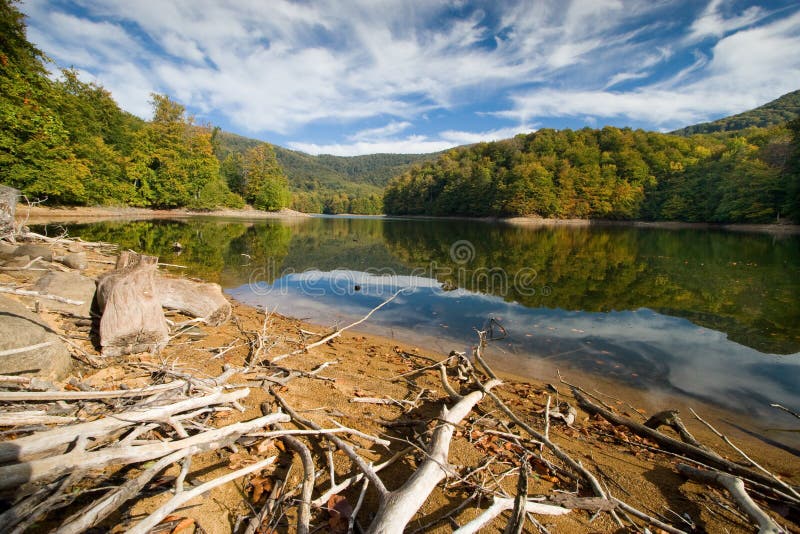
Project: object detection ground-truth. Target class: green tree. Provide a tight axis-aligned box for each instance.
[243,143,291,211]
[0,0,87,203]
[127,94,225,209]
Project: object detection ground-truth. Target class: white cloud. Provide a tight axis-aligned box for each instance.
[687,0,767,42]
[288,123,535,156]
[439,125,536,145]
[348,121,412,141]
[18,0,800,140]
[288,136,454,156]
[499,8,800,128]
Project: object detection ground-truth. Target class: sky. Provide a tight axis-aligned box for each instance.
[19,0,800,156]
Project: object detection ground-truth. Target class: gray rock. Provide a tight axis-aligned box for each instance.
[34,271,97,316]
[0,296,72,381]
[61,252,88,271]
[14,244,53,262]
[0,242,17,259]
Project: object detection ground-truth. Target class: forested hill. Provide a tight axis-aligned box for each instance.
[383,121,800,223]
[214,130,435,213]
[0,0,424,215]
[672,89,800,135]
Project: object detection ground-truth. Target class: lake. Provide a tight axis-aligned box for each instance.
[45,216,800,437]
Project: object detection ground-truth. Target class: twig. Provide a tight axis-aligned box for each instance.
[454,498,570,534]
[348,478,370,534]
[0,341,55,358]
[0,286,84,305]
[689,407,800,500]
[271,289,403,363]
[127,455,278,534]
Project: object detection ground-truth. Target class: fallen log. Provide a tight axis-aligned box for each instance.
[96,251,169,357]
[157,277,231,326]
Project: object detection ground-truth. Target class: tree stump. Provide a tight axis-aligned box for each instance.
[0,185,17,239]
[157,278,231,326]
[96,251,169,357]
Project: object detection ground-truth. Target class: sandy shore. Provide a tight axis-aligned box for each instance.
[19,205,310,224]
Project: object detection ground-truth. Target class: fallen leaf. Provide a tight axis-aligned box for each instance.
[327,494,353,534]
[171,517,195,533]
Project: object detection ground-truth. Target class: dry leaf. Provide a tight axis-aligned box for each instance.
[171,517,195,533]
[327,494,353,534]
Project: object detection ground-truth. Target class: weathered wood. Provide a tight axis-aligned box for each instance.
[677,464,783,534]
[96,251,169,357]
[0,388,249,463]
[644,409,704,448]
[572,388,800,499]
[156,277,231,326]
[0,186,17,238]
[0,411,288,490]
[366,379,502,534]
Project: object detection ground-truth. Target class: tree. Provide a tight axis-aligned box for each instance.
[126,94,226,209]
[243,143,291,211]
[0,0,87,203]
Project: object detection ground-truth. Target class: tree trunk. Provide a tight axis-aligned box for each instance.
[96,251,169,357]
[157,278,231,326]
[0,186,17,239]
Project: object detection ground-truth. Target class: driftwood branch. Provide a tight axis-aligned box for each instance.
[127,455,277,534]
[0,387,249,463]
[690,407,800,501]
[572,388,800,500]
[644,409,704,448]
[55,448,193,534]
[0,398,284,490]
[365,379,501,534]
[272,289,402,363]
[454,498,570,534]
[0,286,84,305]
[677,464,784,534]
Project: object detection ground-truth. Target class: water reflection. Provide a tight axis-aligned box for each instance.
[44,216,800,424]
[229,269,800,424]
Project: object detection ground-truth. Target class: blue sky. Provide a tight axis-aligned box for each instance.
[19,0,800,155]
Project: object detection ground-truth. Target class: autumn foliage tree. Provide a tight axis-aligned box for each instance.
[242,143,291,211]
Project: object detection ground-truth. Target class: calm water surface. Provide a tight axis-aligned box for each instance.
[49,216,800,434]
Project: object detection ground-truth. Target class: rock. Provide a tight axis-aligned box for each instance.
[14,244,53,262]
[0,242,17,259]
[34,271,97,316]
[67,243,83,253]
[1,255,31,269]
[0,296,72,381]
[61,252,88,270]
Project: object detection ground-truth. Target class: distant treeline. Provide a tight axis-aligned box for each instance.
[671,89,800,135]
[384,124,800,223]
[215,130,433,215]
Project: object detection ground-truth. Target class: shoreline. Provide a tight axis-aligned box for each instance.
[20,205,800,235]
[19,205,310,224]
